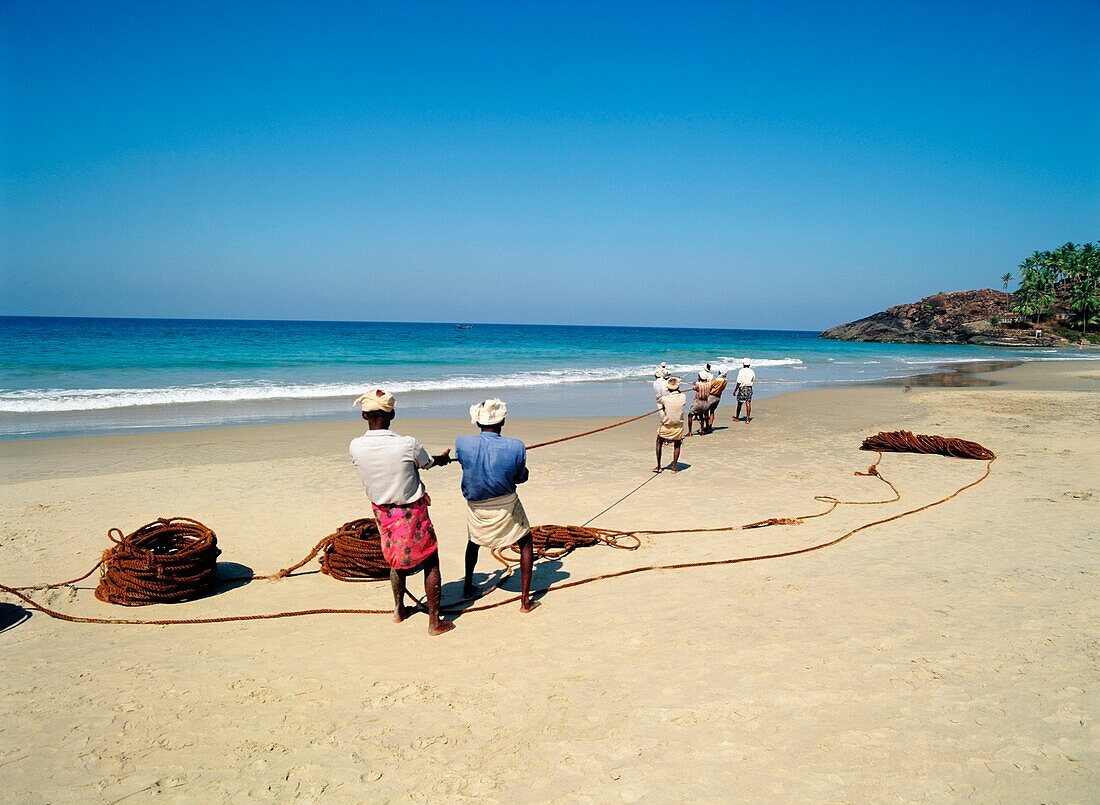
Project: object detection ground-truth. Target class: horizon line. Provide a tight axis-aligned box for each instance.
[0,313,825,335]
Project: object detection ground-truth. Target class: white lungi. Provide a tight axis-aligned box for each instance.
[466,492,531,550]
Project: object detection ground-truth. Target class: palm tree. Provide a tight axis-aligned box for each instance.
[1067,243,1100,336]
[1000,271,1012,320]
[1013,255,1040,325]
[1069,280,1099,336]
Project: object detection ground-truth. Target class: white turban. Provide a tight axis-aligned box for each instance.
[655,367,668,379]
[699,371,712,382]
[355,388,395,413]
[743,358,751,366]
[471,398,507,426]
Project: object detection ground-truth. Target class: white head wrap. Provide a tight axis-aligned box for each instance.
[718,366,728,377]
[655,367,669,379]
[667,376,681,391]
[743,358,751,366]
[699,371,712,382]
[471,398,508,426]
[355,388,395,413]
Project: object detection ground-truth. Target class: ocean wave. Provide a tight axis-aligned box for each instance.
[0,364,704,412]
[713,357,804,367]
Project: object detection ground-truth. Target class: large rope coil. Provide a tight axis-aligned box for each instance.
[94,517,221,606]
[320,518,390,581]
[272,518,389,581]
[861,430,995,460]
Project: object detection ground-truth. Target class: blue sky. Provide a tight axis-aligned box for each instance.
[1,1,1097,329]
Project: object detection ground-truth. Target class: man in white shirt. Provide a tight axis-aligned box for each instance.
[652,364,669,402]
[349,388,455,636]
[733,359,756,423]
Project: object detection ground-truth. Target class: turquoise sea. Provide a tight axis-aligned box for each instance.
[1,316,1093,440]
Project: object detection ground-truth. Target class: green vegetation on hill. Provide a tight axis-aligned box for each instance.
[1009,242,1100,336]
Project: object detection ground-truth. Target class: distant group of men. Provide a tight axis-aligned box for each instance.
[347,358,758,635]
[651,359,756,473]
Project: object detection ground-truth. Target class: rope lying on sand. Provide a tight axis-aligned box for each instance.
[0,432,995,625]
[861,430,996,460]
[271,518,390,582]
[451,453,995,614]
[491,524,642,567]
[10,517,223,606]
[94,518,222,606]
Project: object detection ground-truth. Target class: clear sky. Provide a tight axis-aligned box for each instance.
[1,1,1097,330]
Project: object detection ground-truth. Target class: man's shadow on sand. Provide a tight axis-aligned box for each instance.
[440,558,569,618]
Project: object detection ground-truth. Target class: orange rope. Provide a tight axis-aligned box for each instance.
[0,432,996,625]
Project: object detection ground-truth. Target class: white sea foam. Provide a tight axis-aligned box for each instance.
[4,352,1091,415]
[1,363,716,412]
[713,357,804,367]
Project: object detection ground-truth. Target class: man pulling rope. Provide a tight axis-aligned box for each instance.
[349,389,456,636]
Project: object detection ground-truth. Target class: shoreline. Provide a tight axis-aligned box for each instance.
[0,356,1066,445]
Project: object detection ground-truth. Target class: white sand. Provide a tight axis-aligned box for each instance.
[1,361,1097,802]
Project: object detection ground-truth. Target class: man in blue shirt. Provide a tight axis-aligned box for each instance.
[455,398,538,612]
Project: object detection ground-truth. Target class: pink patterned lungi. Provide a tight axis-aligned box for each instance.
[371,494,439,571]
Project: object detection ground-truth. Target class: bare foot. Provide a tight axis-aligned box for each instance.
[429,620,455,636]
[651,466,663,473]
[520,600,541,613]
[393,604,416,624]
[670,467,679,474]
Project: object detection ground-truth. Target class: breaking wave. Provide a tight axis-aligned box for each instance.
[0,358,807,412]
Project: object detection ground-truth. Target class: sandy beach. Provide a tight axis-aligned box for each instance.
[1,360,1097,802]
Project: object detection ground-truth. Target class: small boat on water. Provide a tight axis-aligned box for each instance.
[455,324,474,330]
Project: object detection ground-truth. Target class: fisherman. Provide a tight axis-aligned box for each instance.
[652,363,670,402]
[687,371,712,436]
[706,367,728,432]
[733,359,756,423]
[349,389,455,636]
[653,376,686,473]
[455,399,538,612]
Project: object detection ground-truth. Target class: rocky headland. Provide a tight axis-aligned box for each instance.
[820,289,1075,347]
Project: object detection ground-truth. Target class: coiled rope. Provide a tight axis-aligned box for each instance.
[0,432,995,625]
[271,518,390,582]
[94,518,221,606]
[10,517,223,606]
[491,524,642,567]
[861,430,996,460]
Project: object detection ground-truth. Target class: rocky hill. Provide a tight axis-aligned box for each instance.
[820,289,1067,346]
